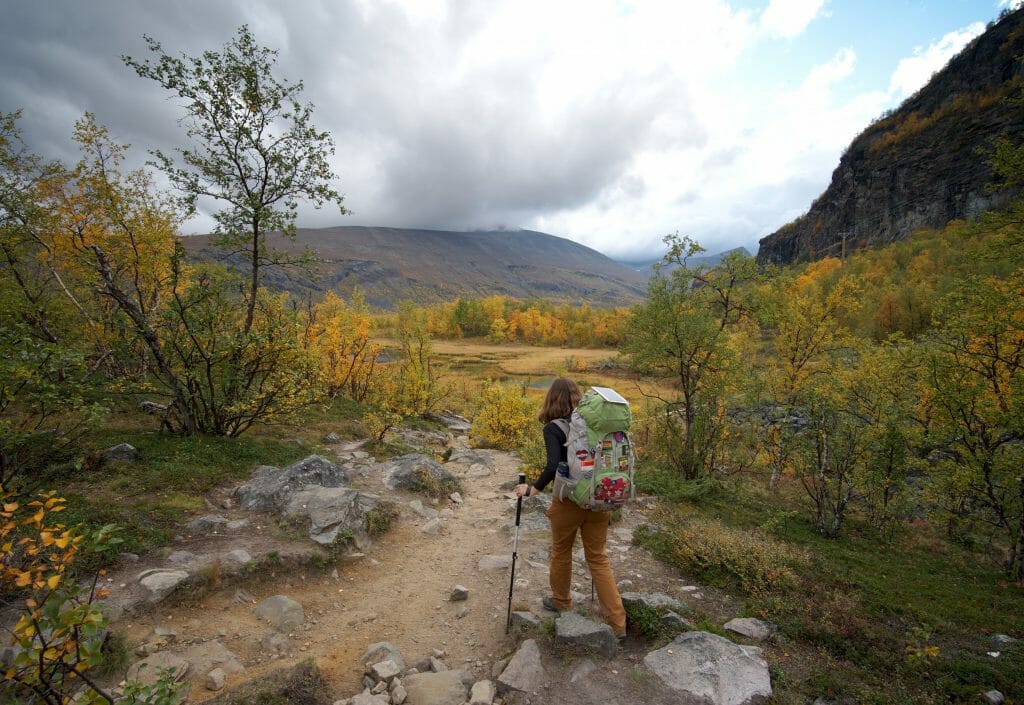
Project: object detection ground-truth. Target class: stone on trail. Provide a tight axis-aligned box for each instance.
[420,518,442,535]
[402,670,469,705]
[364,642,406,671]
[103,442,140,463]
[643,631,772,705]
[662,611,693,631]
[469,679,496,705]
[450,584,469,601]
[179,639,244,677]
[555,612,616,657]
[429,656,448,672]
[570,659,597,684]
[235,455,349,512]
[467,463,491,478]
[255,595,305,632]
[138,569,189,603]
[226,518,250,530]
[445,448,490,466]
[283,486,385,545]
[371,659,402,683]
[206,667,226,691]
[224,549,252,565]
[346,693,390,705]
[725,617,774,641]
[510,611,540,631]
[186,514,228,532]
[508,512,549,533]
[261,631,293,654]
[410,499,439,519]
[391,683,409,705]
[621,591,686,613]
[449,492,463,504]
[497,639,547,695]
[127,651,189,686]
[384,454,458,493]
[477,554,512,571]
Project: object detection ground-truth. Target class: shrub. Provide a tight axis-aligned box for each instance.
[366,502,399,536]
[470,380,535,450]
[636,510,808,597]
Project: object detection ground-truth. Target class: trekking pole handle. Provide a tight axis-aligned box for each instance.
[515,472,526,523]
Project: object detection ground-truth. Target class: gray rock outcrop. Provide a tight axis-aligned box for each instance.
[555,612,616,656]
[283,486,385,545]
[644,631,772,705]
[102,443,140,463]
[621,591,685,612]
[497,639,547,695]
[384,454,458,493]
[235,455,349,512]
[724,617,775,641]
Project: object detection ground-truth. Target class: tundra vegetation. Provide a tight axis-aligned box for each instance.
[1,29,1023,705]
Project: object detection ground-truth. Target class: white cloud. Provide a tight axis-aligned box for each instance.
[889,22,986,99]
[998,0,1023,10]
[760,0,828,39]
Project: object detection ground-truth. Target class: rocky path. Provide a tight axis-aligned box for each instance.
[96,428,775,705]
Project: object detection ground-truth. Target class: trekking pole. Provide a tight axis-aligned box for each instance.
[506,472,526,634]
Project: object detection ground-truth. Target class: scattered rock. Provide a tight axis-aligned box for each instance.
[450,585,469,601]
[555,612,616,656]
[166,550,198,565]
[644,631,772,705]
[449,492,463,504]
[186,515,229,532]
[478,555,512,571]
[226,518,250,530]
[364,642,406,671]
[508,512,549,533]
[255,595,305,632]
[402,670,469,705]
[138,569,189,603]
[371,659,402,682]
[429,656,448,672]
[421,518,443,535]
[410,499,440,519]
[992,634,1018,646]
[178,640,244,677]
[521,494,552,512]
[469,680,496,705]
[724,617,774,641]
[347,693,390,705]
[391,683,408,705]
[661,611,693,631]
[510,611,540,631]
[261,632,293,655]
[427,410,471,432]
[446,448,490,466]
[206,667,226,691]
[127,651,189,686]
[235,455,349,512]
[467,463,491,478]
[621,591,685,613]
[497,639,547,695]
[103,443,140,463]
[224,549,252,565]
[323,432,341,444]
[384,454,459,493]
[570,659,597,684]
[617,579,634,590]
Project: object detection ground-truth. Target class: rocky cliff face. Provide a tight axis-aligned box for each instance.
[757,7,1024,265]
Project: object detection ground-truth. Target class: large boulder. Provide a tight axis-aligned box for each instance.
[235,455,349,512]
[402,670,470,705]
[497,639,547,695]
[283,486,385,545]
[555,612,616,656]
[384,454,459,494]
[643,631,772,705]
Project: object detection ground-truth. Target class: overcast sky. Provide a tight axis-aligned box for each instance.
[0,0,1017,260]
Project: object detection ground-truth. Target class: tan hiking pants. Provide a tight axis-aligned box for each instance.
[546,497,627,635]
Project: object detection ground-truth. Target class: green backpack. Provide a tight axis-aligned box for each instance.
[552,387,635,511]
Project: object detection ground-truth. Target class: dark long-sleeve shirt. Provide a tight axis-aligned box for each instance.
[533,419,568,492]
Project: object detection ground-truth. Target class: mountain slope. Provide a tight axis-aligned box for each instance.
[757,7,1024,265]
[180,226,649,309]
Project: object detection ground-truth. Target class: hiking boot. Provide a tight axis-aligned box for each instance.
[542,596,563,613]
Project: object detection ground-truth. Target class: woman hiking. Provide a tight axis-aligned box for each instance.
[514,377,627,640]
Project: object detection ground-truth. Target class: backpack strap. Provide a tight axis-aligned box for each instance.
[551,418,570,446]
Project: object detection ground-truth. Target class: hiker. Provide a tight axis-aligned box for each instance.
[514,377,627,640]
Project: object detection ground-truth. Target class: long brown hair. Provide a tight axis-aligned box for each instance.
[539,377,581,423]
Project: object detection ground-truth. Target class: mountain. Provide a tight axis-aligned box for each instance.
[757,6,1024,265]
[617,247,753,276]
[179,226,649,310]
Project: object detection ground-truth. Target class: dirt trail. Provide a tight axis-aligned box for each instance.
[106,435,732,702]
